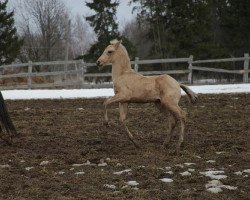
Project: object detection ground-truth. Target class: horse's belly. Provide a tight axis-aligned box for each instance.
[130,88,159,103]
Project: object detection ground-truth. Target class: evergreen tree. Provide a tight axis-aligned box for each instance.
[219,0,250,56]
[0,0,23,65]
[131,0,228,59]
[84,0,136,64]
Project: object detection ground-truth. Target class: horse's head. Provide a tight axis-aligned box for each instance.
[96,39,122,70]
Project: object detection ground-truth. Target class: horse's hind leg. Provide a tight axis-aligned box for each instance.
[119,103,140,148]
[161,100,186,155]
[163,115,177,148]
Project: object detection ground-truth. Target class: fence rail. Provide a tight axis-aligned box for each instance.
[0,53,249,90]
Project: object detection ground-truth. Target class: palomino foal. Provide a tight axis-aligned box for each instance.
[96,39,197,154]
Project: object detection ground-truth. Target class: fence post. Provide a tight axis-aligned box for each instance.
[188,55,193,84]
[134,57,139,72]
[28,61,32,89]
[243,53,249,83]
[80,60,86,86]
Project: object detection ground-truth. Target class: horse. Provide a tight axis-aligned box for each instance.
[96,39,197,154]
[0,91,18,144]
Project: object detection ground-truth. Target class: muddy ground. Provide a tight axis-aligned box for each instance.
[0,93,249,200]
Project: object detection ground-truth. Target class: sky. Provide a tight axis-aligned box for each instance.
[7,0,136,30]
[62,0,135,25]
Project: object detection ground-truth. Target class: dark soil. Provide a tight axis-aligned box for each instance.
[0,93,249,200]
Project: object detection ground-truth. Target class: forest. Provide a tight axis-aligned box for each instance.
[0,0,249,66]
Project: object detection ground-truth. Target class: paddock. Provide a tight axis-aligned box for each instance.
[0,91,249,199]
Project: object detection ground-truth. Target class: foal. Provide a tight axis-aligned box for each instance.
[96,39,197,154]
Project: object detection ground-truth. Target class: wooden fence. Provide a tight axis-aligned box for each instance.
[0,53,249,90]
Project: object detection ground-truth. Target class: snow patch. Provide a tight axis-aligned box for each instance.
[160,178,173,183]
[104,184,116,190]
[207,187,223,193]
[0,164,10,168]
[113,169,132,175]
[200,170,227,180]
[243,169,250,173]
[175,164,184,168]
[126,181,139,186]
[184,163,196,166]
[75,171,85,175]
[205,180,237,193]
[25,167,34,171]
[180,171,192,176]
[72,160,95,167]
[40,161,49,166]
[234,171,243,175]
[206,160,216,163]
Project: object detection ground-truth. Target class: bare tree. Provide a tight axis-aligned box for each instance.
[122,18,152,59]
[17,0,69,63]
[71,14,95,59]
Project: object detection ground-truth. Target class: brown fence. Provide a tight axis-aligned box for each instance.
[0,53,249,90]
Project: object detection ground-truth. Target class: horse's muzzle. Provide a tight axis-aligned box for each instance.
[96,60,103,70]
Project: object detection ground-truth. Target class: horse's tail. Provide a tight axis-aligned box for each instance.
[180,84,198,103]
[0,91,17,137]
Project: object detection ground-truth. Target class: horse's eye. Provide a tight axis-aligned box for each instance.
[107,51,113,54]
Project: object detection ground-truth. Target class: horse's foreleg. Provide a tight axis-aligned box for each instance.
[103,95,126,122]
[119,103,140,148]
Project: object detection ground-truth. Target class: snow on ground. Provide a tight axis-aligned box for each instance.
[1,84,250,100]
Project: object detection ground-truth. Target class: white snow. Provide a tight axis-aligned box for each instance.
[104,184,116,190]
[72,160,95,167]
[175,164,184,168]
[200,170,227,180]
[2,84,250,100]
[206,160,216,163]
[25,167,34,171]
[207,187,223,193]
[184,163,196,166]
[243,169,250,173]
[126,181,139,186]
[234,171,243,175]
[98,162,107,167]
[40,161,49,166]
[180,171,192,176]
[113,169,132,175]
[160,178,174,183]
[0,164,10,168]
[205,180,237,193]
[75,171,85,175]
[216,151,225,155]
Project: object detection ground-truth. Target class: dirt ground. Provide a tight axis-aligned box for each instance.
[0,93,249,200]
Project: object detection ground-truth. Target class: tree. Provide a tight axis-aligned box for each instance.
[130,0,228,59]
[18,0,69,62]
[84,0,136,63]
[72,14,95,59]
[219,0,250,56]
[0,0,23,65]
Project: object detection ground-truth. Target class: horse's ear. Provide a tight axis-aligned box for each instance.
[114,40,122,50]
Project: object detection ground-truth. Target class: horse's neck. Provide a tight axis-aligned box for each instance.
[112,58,132,82]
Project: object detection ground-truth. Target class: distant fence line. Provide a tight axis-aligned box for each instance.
[0,53,249,90]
